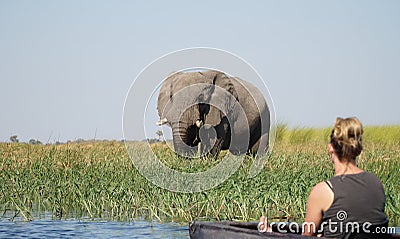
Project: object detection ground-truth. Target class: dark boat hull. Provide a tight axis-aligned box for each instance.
[189,221,400,239]
[189,221,315,239]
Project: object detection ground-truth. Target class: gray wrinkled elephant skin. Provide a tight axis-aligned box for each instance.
[157,70,270,158]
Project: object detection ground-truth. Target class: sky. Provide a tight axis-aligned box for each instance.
[1,0,399,142]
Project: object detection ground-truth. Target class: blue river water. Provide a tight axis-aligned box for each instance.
[0,219,189,239]
[2,217,399,238]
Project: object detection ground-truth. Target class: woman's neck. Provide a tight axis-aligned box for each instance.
[334,158,363,176]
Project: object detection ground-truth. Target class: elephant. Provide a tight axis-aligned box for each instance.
[156,70,270,158]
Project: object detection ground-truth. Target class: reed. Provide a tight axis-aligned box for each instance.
[0,126,399,226]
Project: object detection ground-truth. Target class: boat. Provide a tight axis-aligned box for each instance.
[189,221,400,239]
[189,221,317,239]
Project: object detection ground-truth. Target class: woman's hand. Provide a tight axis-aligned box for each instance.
[258,216,272,233]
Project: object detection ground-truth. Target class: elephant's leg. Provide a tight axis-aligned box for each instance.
[249,133,269,156]
[200,139,213,156]
[199,116,233,158]
[245,121,262,156]
[207,117,230,157]
[210,138,224,158]
[199,125,217,156]
[248,139,259,157]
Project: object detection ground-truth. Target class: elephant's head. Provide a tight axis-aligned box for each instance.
[157,70,239,156]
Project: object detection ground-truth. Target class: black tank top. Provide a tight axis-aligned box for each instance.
[322,172,387,238]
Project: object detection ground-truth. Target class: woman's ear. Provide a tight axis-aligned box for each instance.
[328,143,334,154]
[328,143,336,163]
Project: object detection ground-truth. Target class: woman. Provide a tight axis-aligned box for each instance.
[259,117,388,238]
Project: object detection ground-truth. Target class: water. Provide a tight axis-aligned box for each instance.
[0,219,189,239]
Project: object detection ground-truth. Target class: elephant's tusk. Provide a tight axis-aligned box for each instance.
[196,119,203,128]
[156,118,168,126]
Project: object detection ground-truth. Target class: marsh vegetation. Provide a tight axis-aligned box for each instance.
[1,126,399,226]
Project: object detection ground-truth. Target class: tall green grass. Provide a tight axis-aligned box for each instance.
[0,126,399,226]
[275,124,400,145]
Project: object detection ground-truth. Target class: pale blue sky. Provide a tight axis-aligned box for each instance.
[1,0,399,142]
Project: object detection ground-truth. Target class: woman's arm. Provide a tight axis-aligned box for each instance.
[258,216,272,233]
[302,182,334,236]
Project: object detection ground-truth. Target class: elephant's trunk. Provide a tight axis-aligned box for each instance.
[172,122,198,157]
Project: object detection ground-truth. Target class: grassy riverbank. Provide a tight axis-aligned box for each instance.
[1,126,399,226]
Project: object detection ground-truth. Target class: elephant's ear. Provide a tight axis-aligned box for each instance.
[213,74,239,109]
[225,78,239,102]
[157,73,176,120]
[212,72,238,98]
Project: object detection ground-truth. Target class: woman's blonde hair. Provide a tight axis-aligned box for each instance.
[330,117,363,160]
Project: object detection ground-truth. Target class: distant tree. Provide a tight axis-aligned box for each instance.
[29,139,42,145]
[147,138,159,144]
[76,138,85,143]
[10,135,19,143]
[156,130,163,141]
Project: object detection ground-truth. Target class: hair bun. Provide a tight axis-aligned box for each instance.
[330,117,363,160]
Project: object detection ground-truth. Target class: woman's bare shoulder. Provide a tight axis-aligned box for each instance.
[308,181,334,212]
